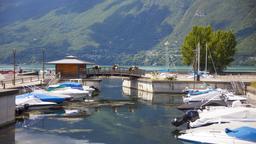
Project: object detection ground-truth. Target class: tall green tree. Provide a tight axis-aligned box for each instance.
[208,30,236,72]
[181,26,212,71]
[181,26,236,73]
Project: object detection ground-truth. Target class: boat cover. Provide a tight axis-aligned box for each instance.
[59,82,82,89]
[32,93,65,103]
[188,89,212,96]
[225,126,256,142]
[48,82,83,91]
[17,93,64,103]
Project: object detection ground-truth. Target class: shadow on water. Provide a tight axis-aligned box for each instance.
[0,124,15,144]
[0,78,185,144]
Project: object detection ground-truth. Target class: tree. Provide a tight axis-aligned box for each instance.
[181,26,236,73]
[181,26,212,71]
[208,30,236,72]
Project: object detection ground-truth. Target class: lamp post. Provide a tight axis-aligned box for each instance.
[13,48,16,85]
[42,48,45,80]
[164,41,170,71]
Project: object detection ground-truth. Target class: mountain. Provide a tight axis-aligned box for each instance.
[0,0,255,66]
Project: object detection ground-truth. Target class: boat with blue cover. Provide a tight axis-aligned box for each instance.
[178,121,256,144]
[47,82,83,91]
[17,93,65,103]
[16,95,57,110]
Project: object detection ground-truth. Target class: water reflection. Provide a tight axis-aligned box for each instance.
[0,124,15,144]
[122,87,183,105]
[0,79,184,144]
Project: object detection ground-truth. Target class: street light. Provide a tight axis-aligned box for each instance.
[164,41,170,71]
[13,48,16,85]
[42,48,45,80]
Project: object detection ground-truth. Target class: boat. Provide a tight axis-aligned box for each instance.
[33,89,72,100]
[177,99,228,111]
[47,82,92,98]
[17,93,65,103]
[183,89,247,103]
[16,95,57,110]
[184,87,213,96]
[49,87,89,97]
[189,102,256,128]
[172,101,254,127]
[47,82,84,91]
[178,121,256,144]
[183,90,222,103]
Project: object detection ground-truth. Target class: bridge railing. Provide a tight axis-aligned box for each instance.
[85,66,146,77]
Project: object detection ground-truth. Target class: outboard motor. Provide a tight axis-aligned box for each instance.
[171,110,199,127]
[15,104,29,116]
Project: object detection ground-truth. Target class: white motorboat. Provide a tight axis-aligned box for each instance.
[49,87,89,98]
[178,121,256,144]
[189,102,256,128]
[16,95,57,110]
[33,89,72,100]
[183,90,222,103]
[183,89,247,103]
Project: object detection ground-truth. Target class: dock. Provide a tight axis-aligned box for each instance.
[122,74,256,94]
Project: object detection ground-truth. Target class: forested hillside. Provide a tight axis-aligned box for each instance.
[0,0,255,65]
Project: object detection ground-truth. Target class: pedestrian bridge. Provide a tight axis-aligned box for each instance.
[85,66,146,78]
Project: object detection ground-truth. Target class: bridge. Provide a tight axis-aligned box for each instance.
[85,66,146,78]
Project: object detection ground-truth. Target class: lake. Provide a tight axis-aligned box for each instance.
[2,78,186,144]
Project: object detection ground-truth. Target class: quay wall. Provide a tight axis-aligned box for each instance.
[0,89,19,127]
[123,78,236,93]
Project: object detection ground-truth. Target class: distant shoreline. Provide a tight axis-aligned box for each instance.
[0,64,256,73]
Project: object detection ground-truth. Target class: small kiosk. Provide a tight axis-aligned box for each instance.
[48,55,93,78]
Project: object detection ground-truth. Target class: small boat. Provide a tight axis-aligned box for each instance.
[177,100,228,111]
[189,102,256,128]
[47,82,84,91]
[49,87,89,97]
[33,89,72,100]
[16,95,57,110]
[184,87,213,96]
[183,89,247,103]
[183,90,222,103]
[172,101,255,127]
[178,121,256,144]
[17,93,65,103]
[47,82,91,98]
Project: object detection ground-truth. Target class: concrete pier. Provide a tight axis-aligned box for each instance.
[0,89,19,127]
[122,78,246,94]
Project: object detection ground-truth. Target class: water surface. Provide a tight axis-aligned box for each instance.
[1,78,185,144]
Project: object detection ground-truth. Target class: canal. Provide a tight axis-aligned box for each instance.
[1,78,185,144]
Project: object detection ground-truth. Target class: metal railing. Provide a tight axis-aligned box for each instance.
[85,66,146,78]
[0,76,41,89]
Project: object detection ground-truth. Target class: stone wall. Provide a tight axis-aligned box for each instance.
[123,78,234,93]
